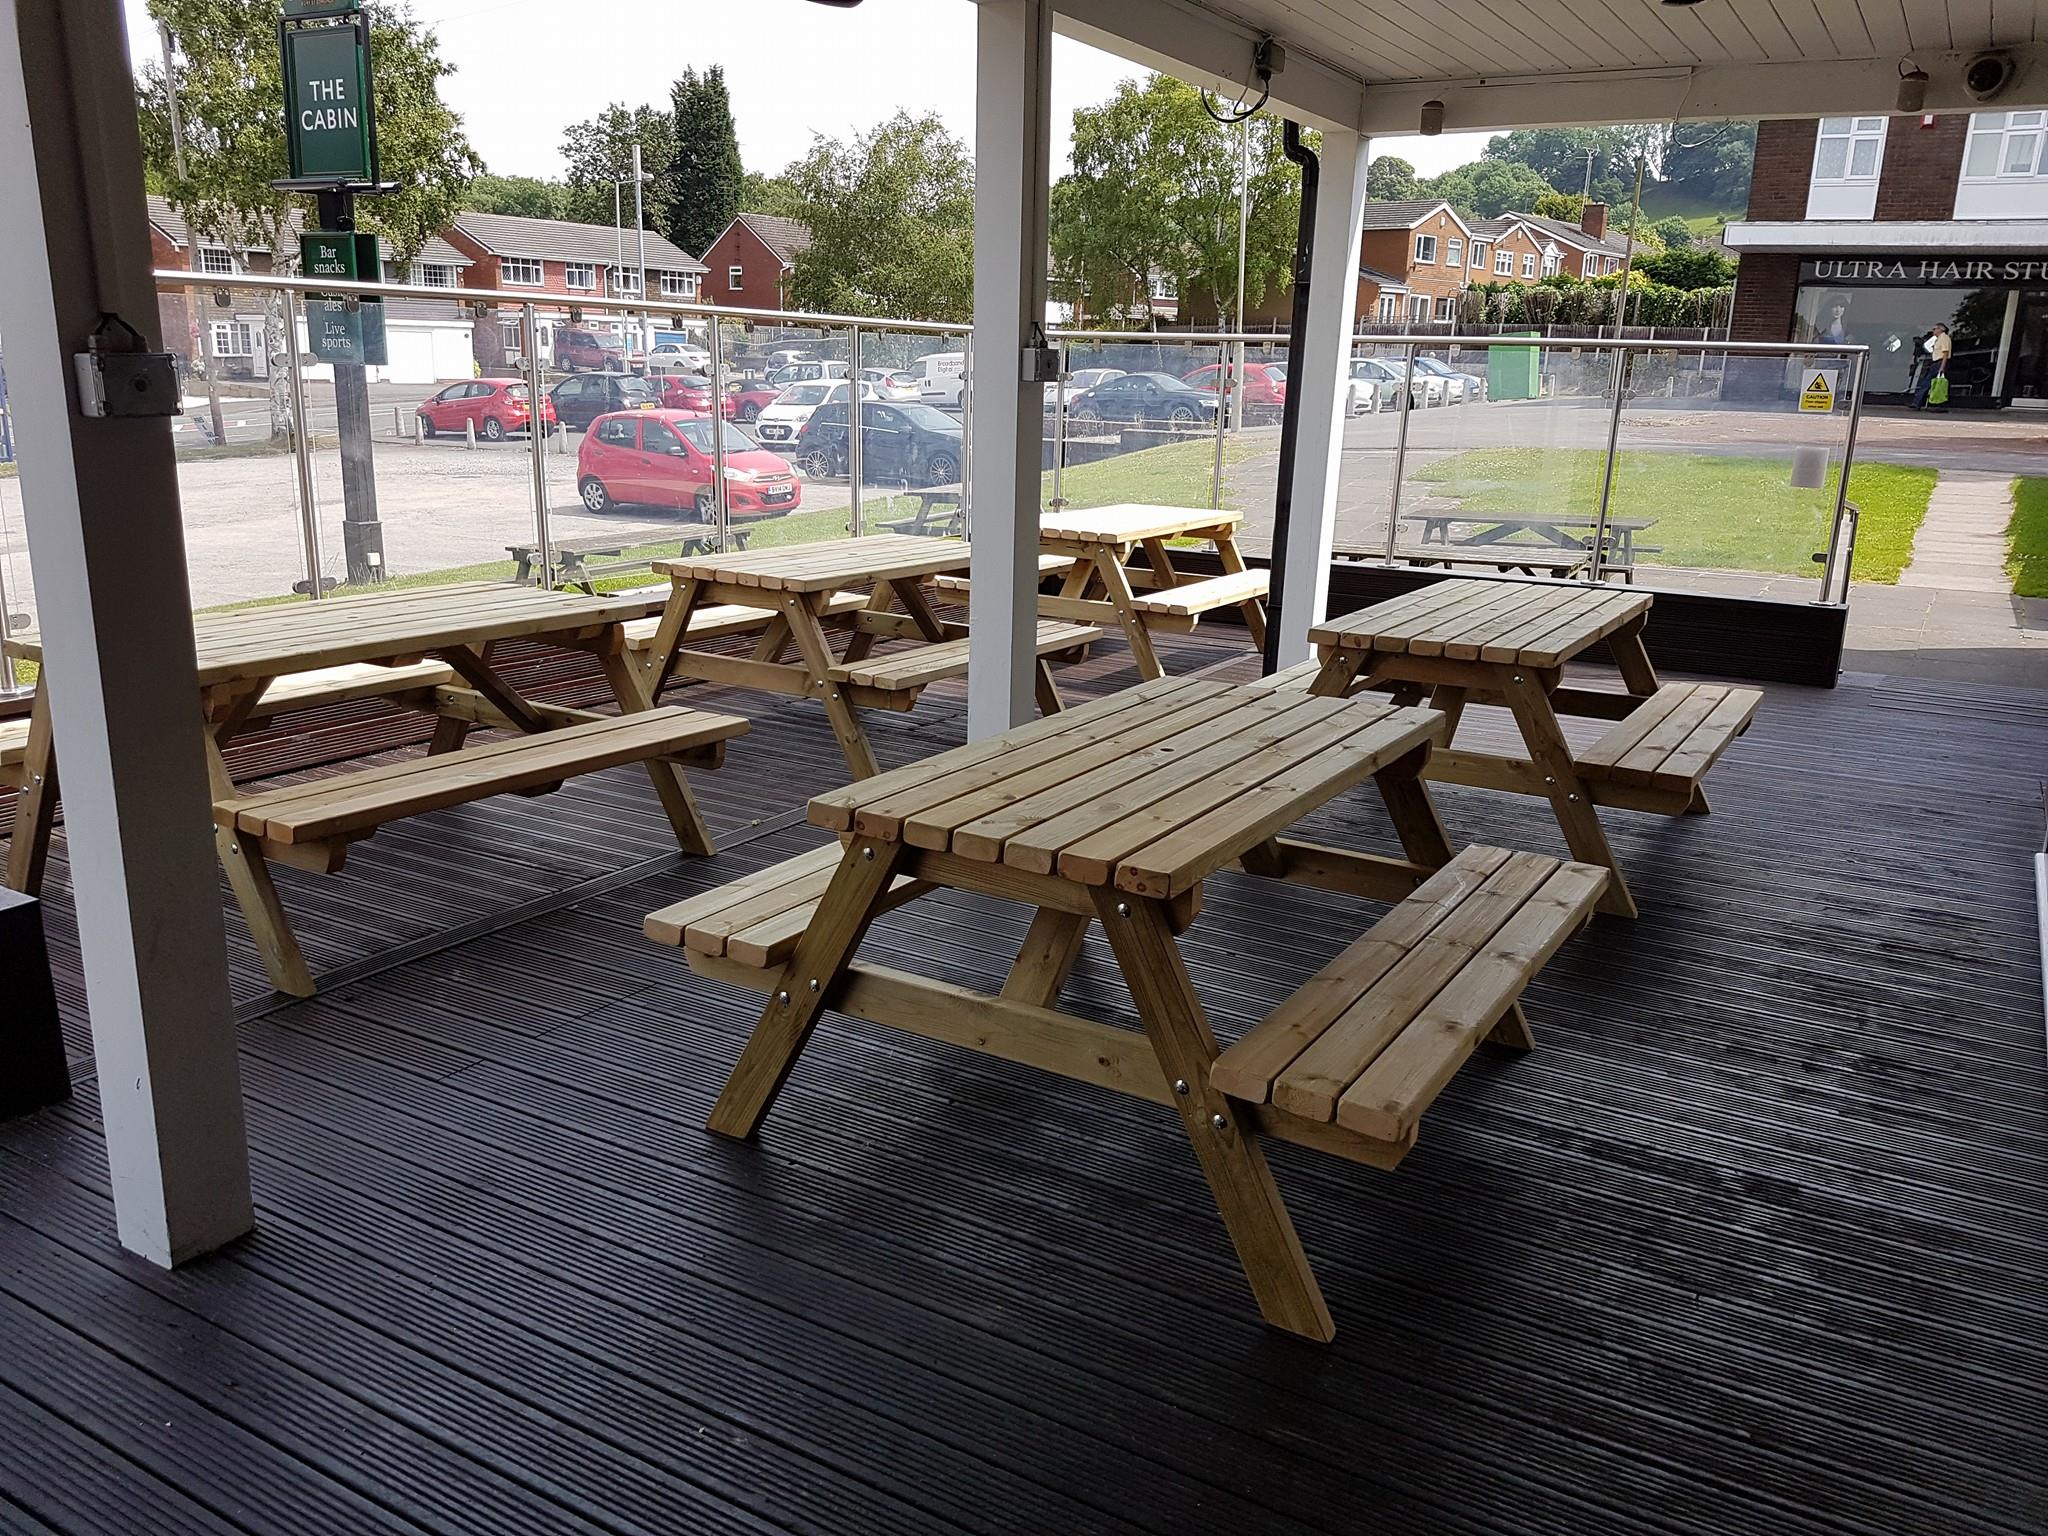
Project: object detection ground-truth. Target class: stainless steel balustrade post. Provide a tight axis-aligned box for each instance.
[709,316,729,551]
[1588,344,1630,585]
[1210,336,1227,510]
[1381,342,1418,566]
[284,292,325,599]
[959,335,973,538]
[848,326,864,537]
[0,545,19,693]
[1051,338,1067,510]
[1820,348,1868,604]
[523,304,551,587]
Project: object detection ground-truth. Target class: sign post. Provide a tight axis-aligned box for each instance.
[275,5,394,586]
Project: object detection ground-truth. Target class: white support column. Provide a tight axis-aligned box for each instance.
[1274,128,1370,667]
[0,0,252,1263]
[966,0,1052,737]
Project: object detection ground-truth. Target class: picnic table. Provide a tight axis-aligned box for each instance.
[875,483,964,538]
[1033,504,1269,680]
[1301,578,1761,921]
[3,583,746,995]
[508,527,749,591]
[1399,513,1660,580]
[648,677,1610,1341]
[640,534,1097,780]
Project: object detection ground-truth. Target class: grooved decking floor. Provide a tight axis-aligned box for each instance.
[2,631,2045,1536]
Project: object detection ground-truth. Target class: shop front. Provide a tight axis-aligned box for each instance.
[1789,254,2048,407]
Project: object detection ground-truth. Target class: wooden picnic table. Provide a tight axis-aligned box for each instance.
[875,483,964,538]
[1305,577,1760,922]
[1401,512,1660,579]
[1033,503,1269,680]
[641,534,1097,781]
[4,582,745,995]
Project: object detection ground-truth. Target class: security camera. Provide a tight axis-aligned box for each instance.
[1964,52,2014,101]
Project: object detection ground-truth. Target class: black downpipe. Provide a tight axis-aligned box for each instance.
[1264,121,1318,675]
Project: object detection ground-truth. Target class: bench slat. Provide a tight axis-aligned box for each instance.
[240,660,457,715]
[642,843,934,966]
[1578,681,1761,791]
[835,621,1099,692]
[0,716,28,773]
[622,590,870,650]
[1127,569,1269,619]
[221,707,745,844]
[645,842,847,950]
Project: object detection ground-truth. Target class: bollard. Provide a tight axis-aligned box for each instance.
[465,418,476,449]
[412,412,423,444]
[391,405,402,438]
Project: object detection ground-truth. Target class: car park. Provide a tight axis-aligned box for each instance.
[1067,370,1221,427]
[548,370,660,431]
[657,373,738,418]
[794,399,964,486]
[754,379,877,448]
[576,409,802,520]
[414,379,555,441]
[858,367,920,402]
[1181,360,1287,417]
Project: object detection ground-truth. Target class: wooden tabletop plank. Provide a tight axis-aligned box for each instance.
[1508,591,1652,669]
[1358,583,1511,652]
[1407,584,1561,659]
[655,535,971,593]
[1473,588,1635,666]
[1309,580,1501,653]
[1037,503,1243,546]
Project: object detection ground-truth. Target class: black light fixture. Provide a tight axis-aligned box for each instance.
[1896,58,1929,112]
[1419,98,1445,136]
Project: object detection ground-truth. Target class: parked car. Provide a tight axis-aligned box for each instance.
[914,350,967,407]
[1348,356,1439,413]
[858,367,920,402]
[761,346,818,373]
[548,370,660,431]
[729,378,784,423]
[643,340,710,374]
[1180,361,1287,417]
[576,409,802,520]
[1067,370,1221,427]
[794,400,964,487]
[1409,353,1486,402]
[754,379,877,448]
[415,378,554,441]
[657,373,738,418]
[769,359,849,389]
[553,326,627,373]
[1046,367,1123,412]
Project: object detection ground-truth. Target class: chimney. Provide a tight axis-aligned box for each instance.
[1580,202,1608,241]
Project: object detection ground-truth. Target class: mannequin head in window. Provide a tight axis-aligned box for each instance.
[1817,292,1852,343]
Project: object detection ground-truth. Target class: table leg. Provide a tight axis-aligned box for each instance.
[1000,907,1089,1007]
[200,710,314,996]
[1426,684,1468,743]
[600,644,715,857]
[1606,617,1662,697]
[708,837,906,1137]
[1371,742,1455,870]
[1089,887,1333,1342]
[642,577,705,699]
[1140,537,1182,590]
[1495,666,1638,919]
[1213,534,1269,651]
[1032,659,1064,717]
[1307,651,1365,698]
[5,686,59,896]
[893,577,948,643]
[1091,551,1164,681]
[839,579,895,666]
[442,643,550,734]
[783,591,881,779]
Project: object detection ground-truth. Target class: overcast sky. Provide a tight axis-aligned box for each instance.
[123,0,1489,183]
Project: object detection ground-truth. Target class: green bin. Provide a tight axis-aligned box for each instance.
[1488,331,1542,401]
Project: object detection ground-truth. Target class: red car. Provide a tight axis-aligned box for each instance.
[576,409,801,520]
[657,373,739,418]
[1181,361,1287,416]
[728,379,784,423]
[415,378,555,441]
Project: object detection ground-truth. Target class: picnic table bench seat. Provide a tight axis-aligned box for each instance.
[1210,844,1607,1142]
[620,590,873,653]
[832,620,1101,694]
[1575,681,1761,795]
[932,554,1082,594]
[214,706,746,853]
[647,841,934,968]
[0,716,27,781]
[1391,545,1587,576]
[1127,568,1271,631]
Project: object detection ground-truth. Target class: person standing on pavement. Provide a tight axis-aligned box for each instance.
[1913,322,1951,408]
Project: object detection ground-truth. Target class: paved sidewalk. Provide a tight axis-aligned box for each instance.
[1899,469,2015,594]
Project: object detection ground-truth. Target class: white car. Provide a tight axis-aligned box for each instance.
[769,359,850,389]
[644,341,709,374]
[1047,366,1123,411]
[753,379,877,447]
[859,367,920,402]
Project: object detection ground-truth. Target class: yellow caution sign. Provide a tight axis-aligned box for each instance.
[1799,369,1838,413]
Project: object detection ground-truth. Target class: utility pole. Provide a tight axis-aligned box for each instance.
[1612,150,1647,336]
[634,141,649,354]
[1581,147,1595,200]
[160,22,226,445]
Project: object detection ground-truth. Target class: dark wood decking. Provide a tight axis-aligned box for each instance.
[2,631,2045,1536]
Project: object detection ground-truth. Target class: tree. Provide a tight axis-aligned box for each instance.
[1365,154,1419,201]
[1650,215,1696,249]
[559,103,677,230]
[1659,121,1756,208]
[660,66,744,256]
[138,0,481,439]
[465,173,568,220]
[1532,191,1584,222]
[783,111,975,321]
[1424,158,1555,218]
[740,169,804,218]
[1634,246,1735,290]
[1050,77,1303,325]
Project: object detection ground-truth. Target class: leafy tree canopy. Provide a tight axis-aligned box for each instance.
[559,103,676,229]
[1633,245,1735,289]
[741,170,804,219]
[1365,154,1419,201]
[1423,158,1555,219]
[783,111,974,322]
[1650,215,1696,249]
[660,65,744,256]
[1532,190,1583,222]
[1050,77,1303,324]
[1481,121,1754,216]
[465,173,569,220]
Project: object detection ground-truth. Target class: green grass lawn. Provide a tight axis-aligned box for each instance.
[1408,449,1936,582]
[2008,477,2048,598]
[1046,433,1266,511]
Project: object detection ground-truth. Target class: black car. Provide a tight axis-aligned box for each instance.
[548,371,659,431]
[794,400,963,487]
[1068,370,1221,427]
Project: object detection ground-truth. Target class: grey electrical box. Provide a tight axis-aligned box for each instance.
[74,350,181,419]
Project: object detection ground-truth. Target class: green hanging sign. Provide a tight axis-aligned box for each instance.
[281,14,375,184]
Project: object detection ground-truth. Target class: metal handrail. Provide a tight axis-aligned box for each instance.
[1053,326,1871,359]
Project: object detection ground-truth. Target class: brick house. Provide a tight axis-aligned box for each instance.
[699,214,813,311]
[445,211,707,370]
[1725,112,2048,405]
[1354,200,1474,323]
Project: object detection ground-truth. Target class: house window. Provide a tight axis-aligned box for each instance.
[1445,238,1463,269]
[658,271,695,298]
[1494,248,1513,276]
[1522,253,1538,279]
[198,245,238,276]
[1964,111,2047,178]
[610,268,642,297]
[564,263,596,291]
[1815,115,1888,182]
[1541,251,1561,278]
[1413,233,1438,264]
[209,319,257,356]
[411,262,456,288]
[1581,254,1597,278]
[1603,256,1620,274]
[500,256,543,286]
[1147,270,1174,301]
[1377,293,1401,322]
[1435,295,1457,321]
[1470,241,1488,270]
[728,265,744,291]
[1406,294,1431,323]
